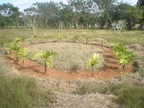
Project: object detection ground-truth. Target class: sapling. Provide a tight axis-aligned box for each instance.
[19,48,29,66]
[8,42,21,64]
[87,53,100,77]
[114,43,127,57]
[33,50,57,73]
[114,43,136,71]
[58,34,65,41]
[119,51,136,71]
[15,37,26,43]
[84,36,91,44]
[72,36,81,42]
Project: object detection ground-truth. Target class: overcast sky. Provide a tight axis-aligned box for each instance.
[0,0,138,11]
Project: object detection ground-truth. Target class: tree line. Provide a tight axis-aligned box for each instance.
[0,0,144,30]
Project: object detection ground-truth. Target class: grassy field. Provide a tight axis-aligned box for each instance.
[0,29,144,46]
[0,28,144,108]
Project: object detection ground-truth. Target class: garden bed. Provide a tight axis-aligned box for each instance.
[5,41,135,80]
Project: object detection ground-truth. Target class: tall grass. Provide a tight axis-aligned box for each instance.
[0,73,55,108]
[75,81,144,108]
[104,83,144,108]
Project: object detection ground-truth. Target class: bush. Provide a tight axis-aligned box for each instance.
[0,73,55,108]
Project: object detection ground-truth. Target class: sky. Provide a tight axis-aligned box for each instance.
[0,0,138,11]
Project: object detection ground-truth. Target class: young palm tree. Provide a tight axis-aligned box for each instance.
[33,50,57,73]
[8,42,21,64]
[19,48,29,66]
[87,53,100,77]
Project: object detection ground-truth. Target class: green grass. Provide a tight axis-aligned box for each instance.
[0,72,55,108]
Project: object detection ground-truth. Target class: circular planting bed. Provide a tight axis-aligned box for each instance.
[5,41,135,80]
[29,42,104,71]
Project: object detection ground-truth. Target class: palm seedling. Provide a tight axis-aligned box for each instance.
[84,36,91,44]
[87,53,100,77]
[58,34,65,41]
[119,50,136,71]
[19,48,29,66]
[33,50,57,73]
[114,43,136,71]
[8,42,21,64]
[72,36,81,42]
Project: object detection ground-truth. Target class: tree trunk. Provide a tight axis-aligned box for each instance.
[32,26,36,38]
[92,66,94,77]
[16,57,18,64]
[122,64,125,72]
[44,61,47,73]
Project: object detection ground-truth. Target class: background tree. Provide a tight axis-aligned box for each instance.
[0,3,20,28]
[33,2,59,28]
[22,7,38,37]
[137,0,144,27]
[93,0,117,29]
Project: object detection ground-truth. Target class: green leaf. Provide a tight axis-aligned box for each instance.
[86,53,100,70]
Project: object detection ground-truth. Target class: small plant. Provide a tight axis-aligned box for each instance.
[83,36,91,44]
[72,36,81,42]
[58,34,65,41]
[114,43,136,71]
[4,37,27,63]
[114,43,127,57]
[33,50,57,73]
[15,37,26,43]
[86,53,100,77]
[8,42,21,63]
[120,51,136,71]
[19,48,29,66]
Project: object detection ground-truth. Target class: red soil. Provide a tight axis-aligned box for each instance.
[4,46,135,81]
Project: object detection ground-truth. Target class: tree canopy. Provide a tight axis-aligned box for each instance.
[0,0,144,30]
